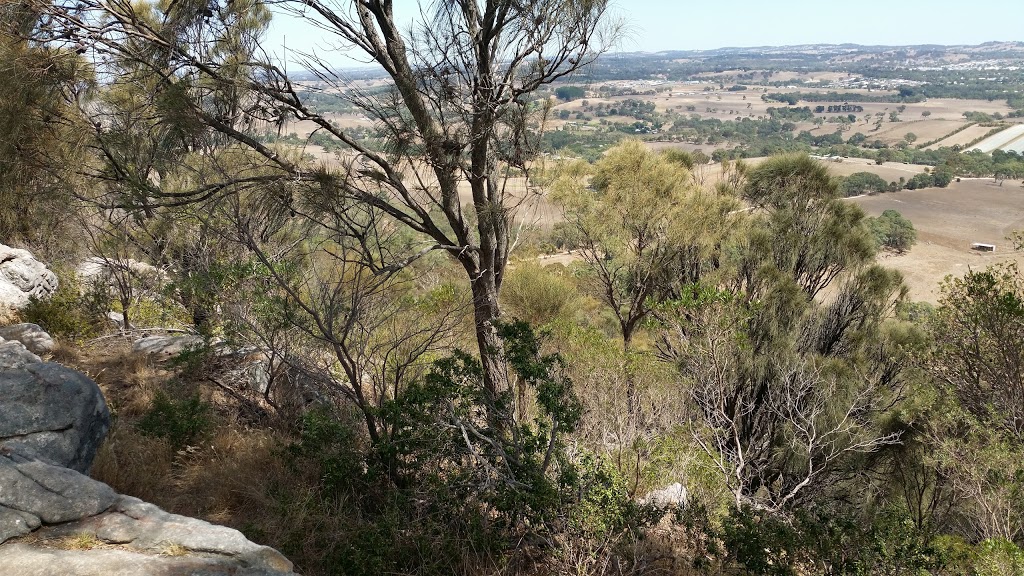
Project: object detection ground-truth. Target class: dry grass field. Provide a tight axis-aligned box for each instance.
[819,157,928,180]
[925,124,994,149]
[850,179,1024,302]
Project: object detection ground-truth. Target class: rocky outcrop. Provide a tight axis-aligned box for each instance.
[0,324,55,355]
[0,337,297,575]
[0,244,58,310]
[0,544,291,576]
[75,257,166,292]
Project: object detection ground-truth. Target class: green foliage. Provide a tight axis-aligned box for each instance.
[930,263,1024,437]
[906,169,953,189]
[555,85,586,101]
[868,209,917,252]
[138,390,212,450]
[974,539,1024,576]
[0,7,90,251]
[277,321,648,575]
[501,262,580,327]
[381,321,586,528]
[166,339,219,380]
[707,506,951,576]
[767,106,814,121]
[287,407,366,499]
[21,272,110,341]
[840,171,889,197]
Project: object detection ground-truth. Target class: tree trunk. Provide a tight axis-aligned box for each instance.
[622,329,638,419]
[469,271,509,403]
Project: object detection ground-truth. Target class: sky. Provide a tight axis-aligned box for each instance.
[264,0,1024,68]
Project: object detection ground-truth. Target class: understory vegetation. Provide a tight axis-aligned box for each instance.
[4,2,1024,575]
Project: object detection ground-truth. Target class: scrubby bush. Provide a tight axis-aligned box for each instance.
[21,271,110,341]
[273,321,653,575]
[138,390,212,450]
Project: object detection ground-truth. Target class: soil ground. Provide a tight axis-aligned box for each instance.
[850,178,1024,302]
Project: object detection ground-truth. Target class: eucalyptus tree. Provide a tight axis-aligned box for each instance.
[554,140,740,418]
[33,0,622,401]
[555,140,739,350]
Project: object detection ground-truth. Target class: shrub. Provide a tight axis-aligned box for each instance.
[21,271,110,341]
[501,262,580,327]
[974,538,1024,576]
[138,390,212,449]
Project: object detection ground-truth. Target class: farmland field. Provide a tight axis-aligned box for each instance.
[819,157,927,180]
[971,124,1024,153]
[850,179,1024,302]
[925,124,992,149]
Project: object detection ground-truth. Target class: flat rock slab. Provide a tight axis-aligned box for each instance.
[0,543,293,576]
[0,361,110,473]
[3,494,295,575]
[132,335,206,357]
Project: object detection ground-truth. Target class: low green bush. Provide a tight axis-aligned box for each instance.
[138,390,212,450]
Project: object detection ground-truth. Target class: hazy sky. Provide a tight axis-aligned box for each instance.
[265,0,1024,67]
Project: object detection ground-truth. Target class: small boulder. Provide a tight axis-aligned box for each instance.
[106,311,124,329]
[0,244,58,310]
[642,482,688,509]
[0,323,55,355]
[76,257,166,287]
[0,358,110,473]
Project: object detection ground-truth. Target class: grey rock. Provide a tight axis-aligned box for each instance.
[0,361,110,473]
[0,334,297,575]
[3,495,296,574]
[114,496,275,557]
[0,339,41,369]
[0,454,117,527]
[0,505,40,544]
[0,244,58,310]
[106,311,125,328]
[642,482,688,509]
[0,323,55,355]
[132,334,205,357]
[0,543,295,576]
[76,257,166,286]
